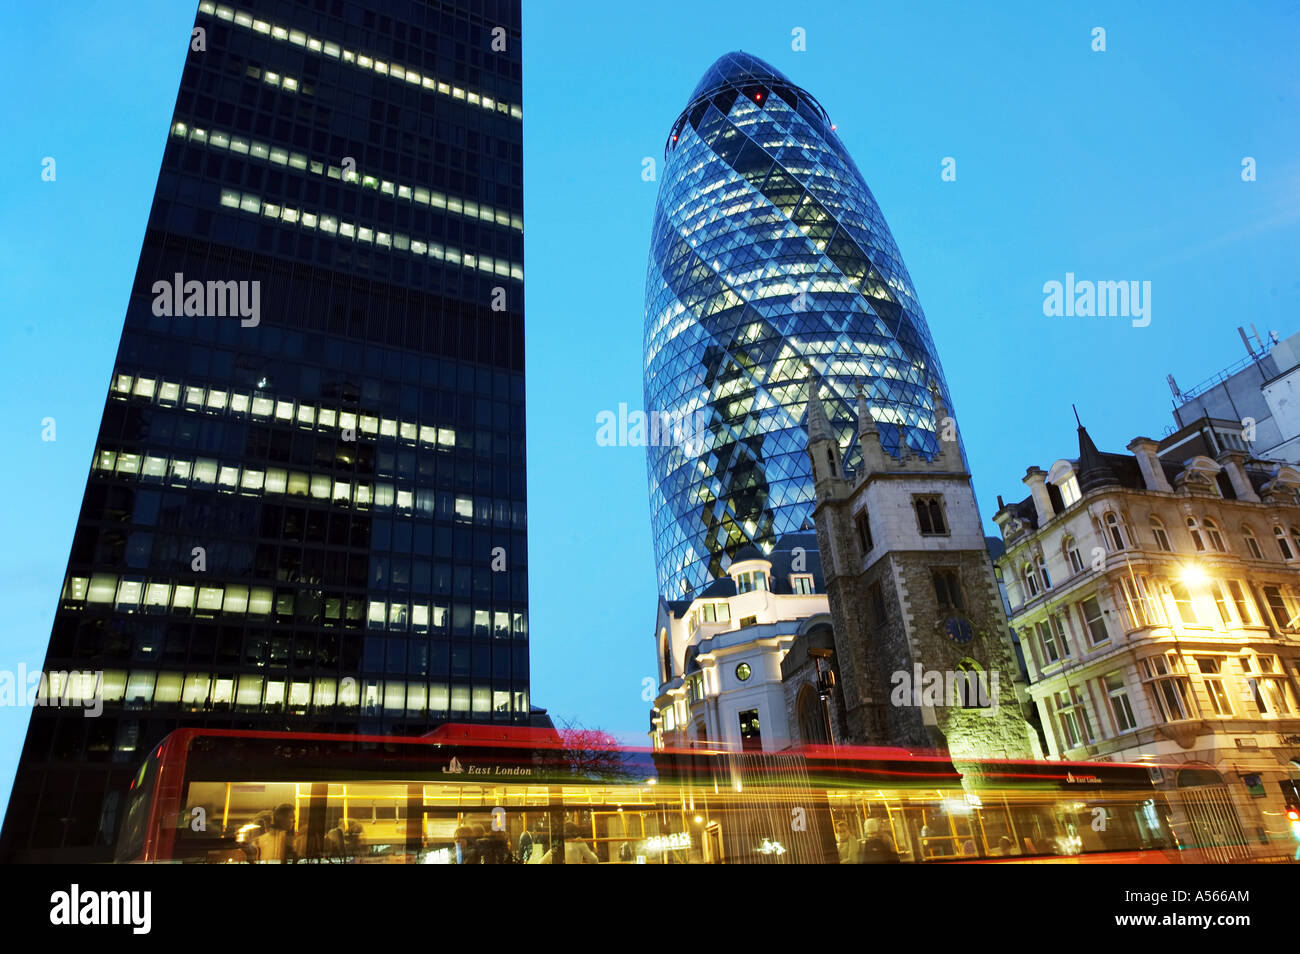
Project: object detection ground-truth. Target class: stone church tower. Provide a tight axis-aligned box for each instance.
[805,372,1042,769]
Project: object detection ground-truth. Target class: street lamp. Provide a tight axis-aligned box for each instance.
[809,647,836,749]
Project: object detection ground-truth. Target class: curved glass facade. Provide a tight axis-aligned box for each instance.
[644,51,956,599]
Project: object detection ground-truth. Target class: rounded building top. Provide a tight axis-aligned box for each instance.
[730,544,767,565]
[686,51,795,105]
[665,50,831,154]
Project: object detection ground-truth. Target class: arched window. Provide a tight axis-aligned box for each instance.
[1022,563,1039,598]
[1037,553,1052,590]
[826,446,837,477]
[1202,518,1226,553]
[1149,516,1171,551]
[1291,526,1300,558]
[1242,525,1263,559]
[1186,516,1205,552]
[1275,526,1294,561]
[929,499,946,534]
[797,685,829,744]
[914,496,948,535]
[1104,511,1127,551]
[1063,536,1084,574]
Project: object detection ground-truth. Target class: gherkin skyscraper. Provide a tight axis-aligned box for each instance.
[644,51,958,599]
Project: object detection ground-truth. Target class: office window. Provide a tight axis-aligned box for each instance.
[1104,672,1137,733]
[1196,657,1233,716]
[1211,581,1233,626]
[1054,688,1093,749]
[1118,576,1152,629]
[914,496,947,535]
[1167,580,1199,625]
[1078,595,1109,644]
[1141,654,1192,722]
[1149,517,1172,552]
[1050,614,1072,658]
[1035,620,1061,665]
[1255,655,1295,715]
[1227,580,1258,625]
[1262,585,1294,631]
[1242,525,1263,560]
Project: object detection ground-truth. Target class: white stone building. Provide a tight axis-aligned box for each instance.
[649,533,831,753]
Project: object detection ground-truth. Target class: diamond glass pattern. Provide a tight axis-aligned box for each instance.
[644,52,957,598]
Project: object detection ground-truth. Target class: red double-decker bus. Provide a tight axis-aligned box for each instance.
[117,725,1186,864]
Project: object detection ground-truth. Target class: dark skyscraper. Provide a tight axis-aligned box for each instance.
[644,52,957,599]
[2,0,526,861]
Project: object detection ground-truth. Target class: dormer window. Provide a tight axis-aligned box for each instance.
[1048,460,1082,509]
[790,574,814,595]
[914,496,948,535]
[1058,476,1081,507]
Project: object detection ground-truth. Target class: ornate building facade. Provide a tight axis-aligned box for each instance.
[649,533,831,753]
[993,424,1300,860]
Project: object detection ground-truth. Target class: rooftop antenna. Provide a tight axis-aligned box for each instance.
[1167,374,1181,401]
[1238,326,1256,357]
[1072,404,1082,428]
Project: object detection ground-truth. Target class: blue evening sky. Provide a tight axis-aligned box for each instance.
[0,1,1297,819]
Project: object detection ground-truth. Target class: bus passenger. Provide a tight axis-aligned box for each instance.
[240,811,272,862]
[518,824,536,863]
[324,820,363,862]
[536,823,599,864]
[834,821,857,864]
[453,826,480,864]
[857,818,899,864]
[254,803,297,863]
